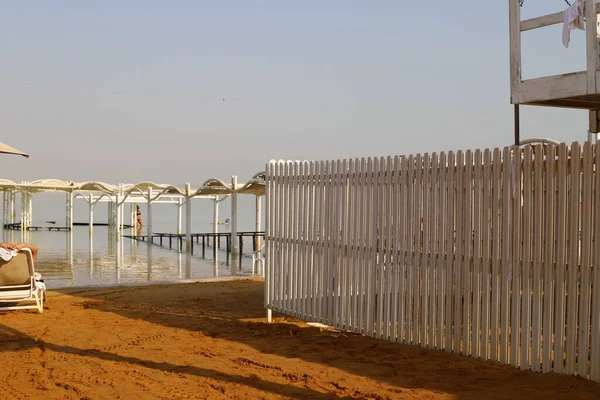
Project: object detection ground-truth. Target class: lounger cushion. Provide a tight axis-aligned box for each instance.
[0,253,31,286]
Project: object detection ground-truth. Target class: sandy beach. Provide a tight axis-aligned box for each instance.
[0,279,597,399]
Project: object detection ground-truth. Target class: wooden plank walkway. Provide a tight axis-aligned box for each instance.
[3,223,43,231]
[4,223,133,231]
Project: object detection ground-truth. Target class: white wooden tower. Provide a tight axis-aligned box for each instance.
[509,0,600,143]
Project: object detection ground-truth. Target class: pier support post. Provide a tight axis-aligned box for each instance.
[9,191,15,224]
[185,183,192,277]
[212,196,219,259]
[177,197,183,235]
[1,191,7,240]
[20,191,24,232]
[22,191,26,232]
[89,222,94,278]
[2,191,7,225]
[255,195,262,251]
[185,183,192,253]
[147,188,153,277]
[213,196,219,235]
[231,176,239,270]
[120,185,125,232]
[147,188,153,245]
[20,191,25,232]
[21,190,32,231]
[66,191,73,231]
[28,192,32,231]
[108,202,113,232]
[67,227,73,266]
[116,192,121,241]
[88,194,94,235]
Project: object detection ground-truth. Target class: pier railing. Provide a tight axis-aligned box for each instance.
[124,231,265,264]
[265,142,600,381]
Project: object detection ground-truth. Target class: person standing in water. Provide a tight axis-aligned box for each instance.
[136,205,143,233]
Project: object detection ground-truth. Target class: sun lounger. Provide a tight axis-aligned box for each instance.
[0,248,45,313]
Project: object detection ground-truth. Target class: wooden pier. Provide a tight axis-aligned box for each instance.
[4,223,43,231]
[73,222,133,228]
[122,231,265,263]
[3,222,135,232]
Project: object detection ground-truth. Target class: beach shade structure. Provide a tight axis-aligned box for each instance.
[0,141,29,158]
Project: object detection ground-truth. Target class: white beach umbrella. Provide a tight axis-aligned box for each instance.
[0,141,29,158]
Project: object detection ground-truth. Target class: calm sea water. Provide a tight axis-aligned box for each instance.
[2,226,259,289]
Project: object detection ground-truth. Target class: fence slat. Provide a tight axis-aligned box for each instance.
[532,145,544,372]
[482,149,493,360]
[264,162,273,313]
[381,157,390,339]
[554,144,568,374]
[307,162,316,321]
[329,160,337,326]
[275,161,282,312]
[336,160,344,328]
[406,155,415,342]
[306,161,314,320]
[295,162,302,318]
[437,152,447,350]
[316,161,325,322]
[286,162,294,315]
[578,142,593,377]
[464,150,474,356]
[291,162,299,317]
[445,151,455,351]
[500,147,511,364]
[385,157,395,340]
[590,144,600,381]
[366,158,377,337]
[521,146,533,369]
[279,161,287,313]
[398,156,408,343]
[391,156,400,342]
[320,161,328,324]
[511,147,522,367]
[297,162,305,319]
[566,143,581,375]
[274,162,282,311]
[326,161,334,326]
[491,148,502,361]
[357,158,367,333]
[422,154,431,346]
[346,159,356,331]
[377,157,387,338]
[454,151,464,354]
[473,149,483,358]
[327,161,336,326]
[542,146,556,372]
[430,153,439,349]
[413,155,423,345]
[339,160,348,330]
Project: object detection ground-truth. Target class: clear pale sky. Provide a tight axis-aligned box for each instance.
[0,1,591,187]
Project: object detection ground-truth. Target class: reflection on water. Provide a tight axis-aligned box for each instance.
[2,227,256,289]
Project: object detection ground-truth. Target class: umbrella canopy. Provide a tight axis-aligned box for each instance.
[0,141,29,158]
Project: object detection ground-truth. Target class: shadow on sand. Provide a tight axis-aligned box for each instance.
[34,279,599,399]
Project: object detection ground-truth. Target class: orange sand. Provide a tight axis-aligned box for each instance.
[0,279,598,399]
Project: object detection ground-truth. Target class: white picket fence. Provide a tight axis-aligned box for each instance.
[264,142,600,381]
